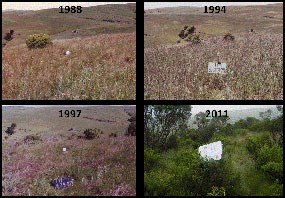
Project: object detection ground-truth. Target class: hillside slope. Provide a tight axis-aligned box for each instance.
[3,3,136,45]
[144,4,283,100]
[3,33,136,100]
[2,106,136,196]
[2,3,136,100]
[144,3,282,47]
[145,33,282,100]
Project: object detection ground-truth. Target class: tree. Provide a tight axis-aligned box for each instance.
[144,105,192,150]
[259,109,272,120]
[210,116,230,131]
[195,112,210,130]
[266,106,283,146]
[276,105,283,113]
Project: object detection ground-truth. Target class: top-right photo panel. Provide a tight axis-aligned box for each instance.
[144,2,283,100]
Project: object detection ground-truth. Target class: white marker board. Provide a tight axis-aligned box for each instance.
[198,141,223,160]
[208,62,226,74]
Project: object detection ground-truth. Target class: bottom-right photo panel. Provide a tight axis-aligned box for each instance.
[144,105,283,196]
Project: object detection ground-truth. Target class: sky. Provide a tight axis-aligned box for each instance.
[2,2,133,11]
[144,2,282,10]
[191,105,277,114]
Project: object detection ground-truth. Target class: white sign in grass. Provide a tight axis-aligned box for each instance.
[208,62,226,74]
[198,141,223,161]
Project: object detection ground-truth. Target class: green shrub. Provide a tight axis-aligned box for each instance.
[257,144,283,181]
[257,144,282,165]
[245,133,271,157]
[220,124,234,136]
[83,129,100,139]
[174,148,200,166]
[144,148,160,172]
[144,170,173,196]
[207,186,226,196]
[26,33,52,49]
[165,134,178,150]
[261,162,283,181]
[234,128,249,136]
[179,138,195,149]
[267,182,283,196]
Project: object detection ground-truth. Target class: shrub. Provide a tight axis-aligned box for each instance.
[144,148,160,172]
[26,33,53,49]
[261,162,283,182]
[144,170,173,196]
[257,144,283,181]
[219,123,234,136]
[245,133,270,157]
[267,182,283,196]
[207,186,226,196]
[186,34,201,44]
[165,134,178,150]
[24,134,42,144]
[178,30,187,39]
[174,148,200,166]
[257,144,282,165]
[83,129,99,139]
[109,132,117,137]
[235,128,249,136]
[125,121,136,136]
[223,33,235,41]
[5,123,17,135]
[11,123,17,128]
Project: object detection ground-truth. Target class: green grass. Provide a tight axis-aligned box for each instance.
[224,131,275,195]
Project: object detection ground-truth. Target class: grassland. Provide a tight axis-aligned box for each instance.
[2,106,136,196]
[144,3,283,100]
[3,3,136,44]
[2,3,136,100]
[3,33,136,100]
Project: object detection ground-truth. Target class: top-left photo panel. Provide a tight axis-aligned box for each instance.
[2,2,136,100]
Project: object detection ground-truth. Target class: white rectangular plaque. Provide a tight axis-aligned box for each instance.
[198,141,223,160]
[208,62,227,74]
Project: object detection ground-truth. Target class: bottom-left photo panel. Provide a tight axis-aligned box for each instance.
[2,105,136,196]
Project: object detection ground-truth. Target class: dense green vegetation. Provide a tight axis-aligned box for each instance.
[144,105,283,196]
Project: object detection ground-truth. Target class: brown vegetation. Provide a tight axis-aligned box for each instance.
[5,123,17,135]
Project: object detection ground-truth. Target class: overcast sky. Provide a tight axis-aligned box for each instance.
[191,105,277,114]
[2,2,133,11]
[144,2,282,10]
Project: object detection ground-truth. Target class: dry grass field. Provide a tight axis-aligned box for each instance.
[144,3,283,100]
[2,3,136,100]
[2,105,136,196]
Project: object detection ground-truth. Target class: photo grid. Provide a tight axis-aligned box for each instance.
[2,1,283,196]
